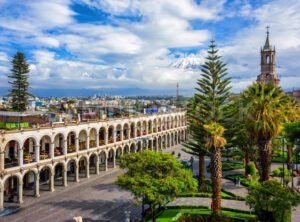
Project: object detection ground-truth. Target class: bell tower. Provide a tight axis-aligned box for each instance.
[256,26,280,87]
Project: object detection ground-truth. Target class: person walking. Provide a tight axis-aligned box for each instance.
[237,176,241,186]
[178,152,181,159]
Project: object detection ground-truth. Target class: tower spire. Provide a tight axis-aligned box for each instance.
[264,26,272,51]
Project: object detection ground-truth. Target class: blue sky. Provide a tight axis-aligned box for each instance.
[0,0,299,94]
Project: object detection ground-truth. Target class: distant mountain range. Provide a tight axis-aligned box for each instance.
[0,87,195,97]
[171,55,203,70]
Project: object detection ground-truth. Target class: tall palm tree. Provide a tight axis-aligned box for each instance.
[241,82,298,182]
[204,122,227,216]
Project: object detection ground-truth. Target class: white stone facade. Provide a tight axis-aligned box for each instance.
[0,111,187,210]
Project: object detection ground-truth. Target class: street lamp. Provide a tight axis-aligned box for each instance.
[275,136,286,186]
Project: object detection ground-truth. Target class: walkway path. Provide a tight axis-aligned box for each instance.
[169,197,249,211]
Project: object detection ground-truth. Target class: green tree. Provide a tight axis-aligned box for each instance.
[283,121,300,170]
[114,150,197,221]
[225,96,257,176]
[182,96,208,187]
[241,82,298,182]
[204,122,227,217]
[185,40,231,216]
[246,180,300,222]
[7,52,33,112]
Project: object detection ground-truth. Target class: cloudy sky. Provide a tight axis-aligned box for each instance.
[0,0,299,94]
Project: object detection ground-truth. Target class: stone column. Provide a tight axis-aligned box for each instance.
[86,136,90,150]
[86,161,90,178]
[95,157,100,175]
[105,157,108,171]
[18,181,23,204]
[0,151,4,171]
[63,170,68,187]
[50,142,55,158]
[120,127,124,141]
[18,148,23,166]
[96,132,99,147]
[75,165,79,182]
[113,129,116,143]
[145,122,148,135]
[0,187,4,211]
[127,128,131,140]
[134,126,137,138]
[75,137,79,152]
[35,145,40,162]
[104,132,108,145]
[35,173,40,197]
[63,139,67,155]
[113,153,116,168]
[50,171,55,192]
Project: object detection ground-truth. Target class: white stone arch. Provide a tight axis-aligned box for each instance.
[38,164,54,174]
[53,161,67,172]
[22,168,38,179]
[21,135,39,149]
[123,122,130,140]
[65,157,79,168]
[108,125,115,144]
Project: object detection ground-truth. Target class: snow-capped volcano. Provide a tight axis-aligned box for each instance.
[170,55,203,70]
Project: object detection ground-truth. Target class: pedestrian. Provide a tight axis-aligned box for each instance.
[237,176,241,186]
[178,152,181,159]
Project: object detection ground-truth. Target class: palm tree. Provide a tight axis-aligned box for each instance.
[204,122,227,216]
[241,82,298,182]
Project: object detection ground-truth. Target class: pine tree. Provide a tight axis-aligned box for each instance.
[185,40,231,216]
[7,52,33,112]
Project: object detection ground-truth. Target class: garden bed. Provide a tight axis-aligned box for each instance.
[224,174,254,187]
[208,161,244,172]
[146,206,256,222]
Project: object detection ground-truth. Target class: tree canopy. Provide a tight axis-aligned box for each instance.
[114,150,197,221]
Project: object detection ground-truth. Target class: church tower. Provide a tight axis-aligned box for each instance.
[256,27,280,87]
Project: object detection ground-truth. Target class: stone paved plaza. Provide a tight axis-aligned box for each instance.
[1,144,300,221]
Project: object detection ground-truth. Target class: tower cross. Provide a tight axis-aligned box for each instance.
[266,25,270,34]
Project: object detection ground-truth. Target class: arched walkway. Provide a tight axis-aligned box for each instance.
[89,153,99,175]
[107,149,115,168]
[3,175,22,206]
[78,156,89,178]
[99,151,107,171]
[130,143,136,153]
[67,159,78,182]
[4,140,19,168]
[54,133,64,156]
[39,166,54,192]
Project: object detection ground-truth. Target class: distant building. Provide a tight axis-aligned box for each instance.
[286,88,300,103]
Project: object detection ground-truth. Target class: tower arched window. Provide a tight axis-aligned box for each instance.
[266,55,270,64]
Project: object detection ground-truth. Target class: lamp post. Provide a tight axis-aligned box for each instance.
[275,136,285,186]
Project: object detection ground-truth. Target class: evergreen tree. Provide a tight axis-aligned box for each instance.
[184,40,231,216]
[7,52,33,112]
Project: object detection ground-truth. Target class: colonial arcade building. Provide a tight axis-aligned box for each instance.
[0,111,186,211]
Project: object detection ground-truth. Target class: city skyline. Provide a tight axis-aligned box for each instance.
[0,0,299,95]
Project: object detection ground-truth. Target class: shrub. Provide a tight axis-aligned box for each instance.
[246,180,300,222]
[271,166,291,177]
[245,163,256,176]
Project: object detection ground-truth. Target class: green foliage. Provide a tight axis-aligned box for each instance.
[6,52,34,112]
[207,161,244,172]
[245,163,256,176]
[114,150,197,209]
[271,167,291,177]
[147,207,256,222]
[225,174,259,187]
[246,180,300,222]
[241,82,298,140]
[283,121,300,147]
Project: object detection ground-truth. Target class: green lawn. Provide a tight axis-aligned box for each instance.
[224,174,257,187]
[207,161,245,172]
[147,208,256,222]
[272,151,300,163]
